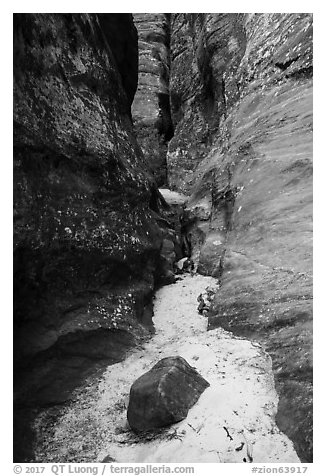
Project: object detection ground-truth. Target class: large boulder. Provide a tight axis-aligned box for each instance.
[127,356,210,432]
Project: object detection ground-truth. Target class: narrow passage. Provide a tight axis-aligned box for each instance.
[34,275,299,463]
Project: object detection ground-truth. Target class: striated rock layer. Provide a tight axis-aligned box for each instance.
[167,13,313,462]
[132,14,173,186]
[13,13,165,461]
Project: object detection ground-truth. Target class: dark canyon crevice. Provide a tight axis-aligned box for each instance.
[131,13,174,186]
[13,12,313,464]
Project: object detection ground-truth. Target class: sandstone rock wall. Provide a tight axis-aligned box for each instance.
[13,12,313,463]
[167,13,313,462]
[132,14,173,185]
[13,13,164,405]
[167,14,245,192]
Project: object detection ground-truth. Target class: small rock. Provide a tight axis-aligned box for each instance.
[101,454,116,463]
[197,293,209,315]
[175,257,195,274]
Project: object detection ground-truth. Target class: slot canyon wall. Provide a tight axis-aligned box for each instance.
[13,13,177,461]
[13,12,313,463]
[164,13,313,462]
[131,14,173,186]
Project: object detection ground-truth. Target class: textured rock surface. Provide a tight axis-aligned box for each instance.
[132,14,173,185]
[167,13,313,462]
[167,14,245,193]
[13,13,162,361]
[13,12,313,464]
[127,356,209,432]
[13,13,164,461]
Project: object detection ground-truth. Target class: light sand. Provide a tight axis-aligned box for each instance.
[34,275,300,463]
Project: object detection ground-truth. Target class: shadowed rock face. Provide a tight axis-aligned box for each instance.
[13,12,164,362]
[97,14,138,115]
[166,13,313,462]
[132,14,173,186]
[127,356,210,432]
[13,13,164,460]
